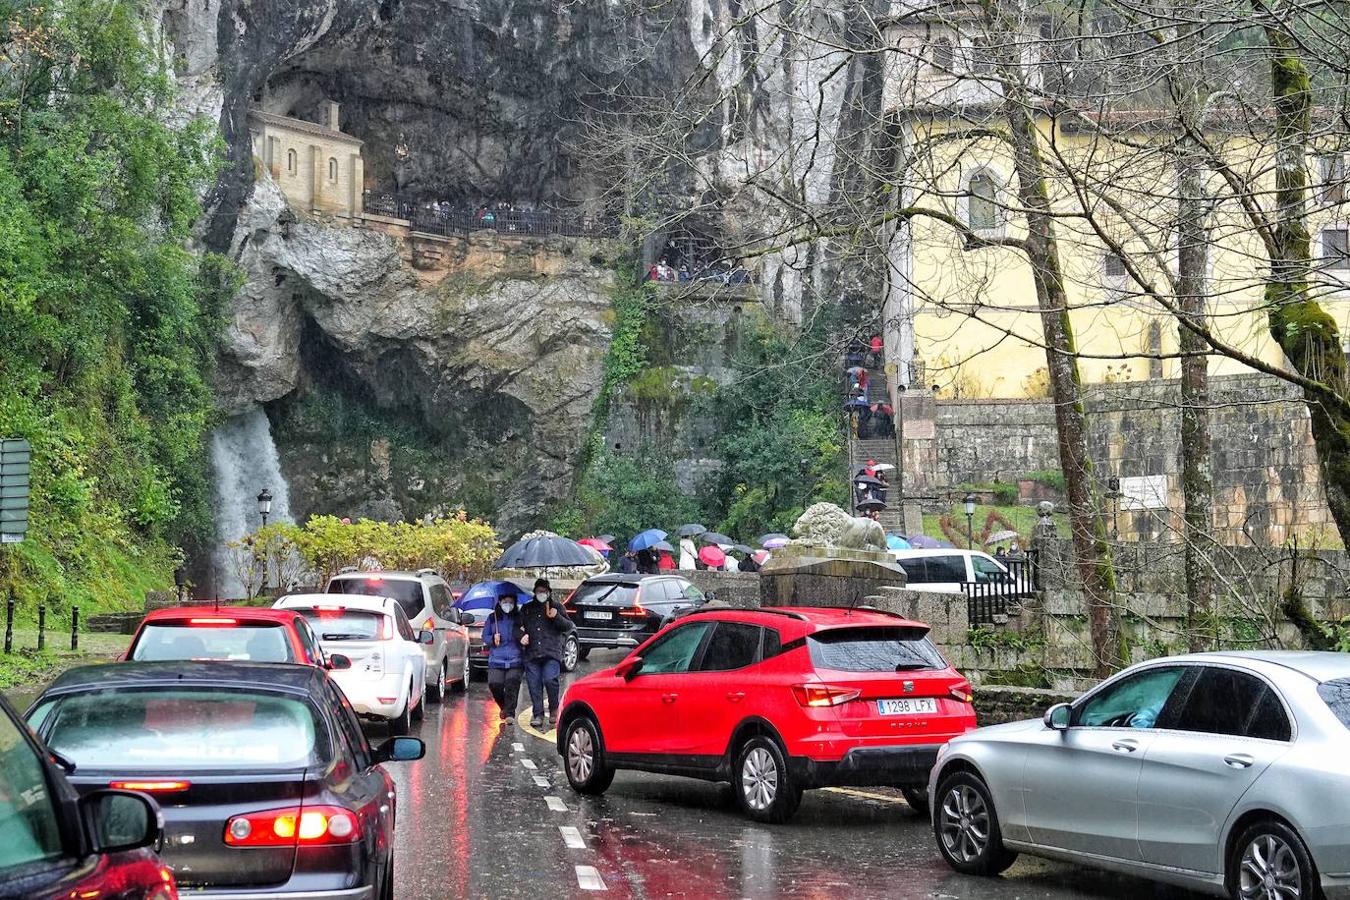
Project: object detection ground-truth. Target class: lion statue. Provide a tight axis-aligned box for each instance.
[791,502,888,552]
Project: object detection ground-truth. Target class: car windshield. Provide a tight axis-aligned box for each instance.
[295,609,386,641]
[130,621,294,663]
[328,576,423,619]
[38,688,328,771]
[1318,678,1350,730]
[808,626,946,672]
[571,583,639,607]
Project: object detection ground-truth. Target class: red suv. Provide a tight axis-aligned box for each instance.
[555,606,976,822]
[123,607,340,668]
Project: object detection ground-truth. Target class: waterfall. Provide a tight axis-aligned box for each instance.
[209,406,294,598]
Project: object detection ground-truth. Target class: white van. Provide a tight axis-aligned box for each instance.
[891,549,1015,593]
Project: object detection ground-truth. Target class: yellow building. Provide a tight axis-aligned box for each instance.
[249,102,366,218]
[879,17,1350,398]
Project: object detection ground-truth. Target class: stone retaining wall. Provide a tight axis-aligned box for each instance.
[973,685,1079,726]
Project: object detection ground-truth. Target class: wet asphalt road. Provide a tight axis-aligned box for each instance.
[382,650,1207,900]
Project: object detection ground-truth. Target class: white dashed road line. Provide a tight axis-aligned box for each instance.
[559,825,587,849]
[533,775,550,788]
[521,758,537,770]
[545,795,568,812]
[512,742,525,752]
[575,865,607,891]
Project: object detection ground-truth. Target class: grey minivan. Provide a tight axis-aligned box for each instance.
[930,652,1350,900]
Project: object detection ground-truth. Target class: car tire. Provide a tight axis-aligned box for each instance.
[452,653,470,692]
[576,646,591,662]
[379,858,394,900]
[563,716,614,795]
[901,787,930,817]
[1229,819,1319,900]
[427,660,447,704]
[388,700,411,736]
[933,771,1017,876]
[562,634,580,672]
[733,736,801,824]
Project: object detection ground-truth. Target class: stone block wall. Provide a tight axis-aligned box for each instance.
[935,373,1333,546]
[683,571,762,607]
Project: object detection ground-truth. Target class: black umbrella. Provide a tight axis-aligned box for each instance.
[701,532,735,545]
[678,524,708,537]
[495,536,595,569]
[733,544,755,555]
[653,541,676,553]
[854,475,884,487]
[857,499,888,512]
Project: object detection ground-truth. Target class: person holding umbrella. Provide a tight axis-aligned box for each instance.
[479,588,525,723]
[519,578,574,729]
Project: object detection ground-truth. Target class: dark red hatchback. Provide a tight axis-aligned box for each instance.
[556,606,977,823]
[0,693,175,899]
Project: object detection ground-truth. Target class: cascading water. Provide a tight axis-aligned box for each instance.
[209,406,294,598]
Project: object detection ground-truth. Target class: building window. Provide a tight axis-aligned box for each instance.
[328,158,338,182]
[972,40,997,77]
[1103,251,1129,279]
[1319,154,1346,204]
[1324,229,1350,270]
[286,149,297,175]
[932,38,954,71]
[967,171,999,231]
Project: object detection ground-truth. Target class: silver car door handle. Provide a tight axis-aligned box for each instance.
[1111,739,1140,753]
[1224,753,1255,769]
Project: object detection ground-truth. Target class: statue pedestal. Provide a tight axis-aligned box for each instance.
[759,543,908,608]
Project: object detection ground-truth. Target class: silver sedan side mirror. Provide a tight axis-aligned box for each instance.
[1044,702,1071,731]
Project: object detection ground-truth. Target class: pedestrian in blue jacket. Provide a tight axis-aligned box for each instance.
[480,592,525,721]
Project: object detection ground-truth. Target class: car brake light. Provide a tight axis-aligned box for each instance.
[380,616,394,640]
[377,696,397,704]
[187,617,237,626]
[366,575,383,583]
[949,680,974,704]
[562,589,577,611]
[792,685,862,707]
[110,779,191,793]
[619,605,648,618]
[224,806,359,847]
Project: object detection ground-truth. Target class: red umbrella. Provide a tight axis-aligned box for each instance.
[578,538,612,552]
[699,546,727,567]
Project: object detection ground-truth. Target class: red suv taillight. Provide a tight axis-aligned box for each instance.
[224,806,360,847]
[949,680,974,704]
[792,684,862,707]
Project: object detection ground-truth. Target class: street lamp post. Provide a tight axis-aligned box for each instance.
[964,493,977,549]
[257,488,274,595]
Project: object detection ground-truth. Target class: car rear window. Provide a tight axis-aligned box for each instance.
[39,689,329,771]
[1318,678,1350,729]
[328,576,423,619]
[571,583,639,607]
[131,621,294,663]
[296,609,386,641]
[808,626,946,672]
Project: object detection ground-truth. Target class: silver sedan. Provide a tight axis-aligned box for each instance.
[929,651,1350,900]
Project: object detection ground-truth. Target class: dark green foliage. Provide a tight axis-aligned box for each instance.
[0,1,223,610]
[552,452,698,541]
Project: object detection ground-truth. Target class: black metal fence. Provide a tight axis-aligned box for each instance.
[964,555,1038,625]
[362,192,619,239]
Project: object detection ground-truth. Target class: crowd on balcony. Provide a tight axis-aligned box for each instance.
[644,257,755,285]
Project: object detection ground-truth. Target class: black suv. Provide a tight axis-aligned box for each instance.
[564,574,706,660]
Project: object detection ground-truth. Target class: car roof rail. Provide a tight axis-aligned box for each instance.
[337,565,359,574]
[416,567,438,577]
[682,607,810,622]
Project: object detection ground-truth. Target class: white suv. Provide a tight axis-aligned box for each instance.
[890,549,1015,593]
[324,569,471,702]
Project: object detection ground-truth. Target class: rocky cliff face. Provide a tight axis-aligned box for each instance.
[153,0,884,533]
[221,178,615,529]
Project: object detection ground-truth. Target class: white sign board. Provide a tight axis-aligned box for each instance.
[1119,474,1169,510]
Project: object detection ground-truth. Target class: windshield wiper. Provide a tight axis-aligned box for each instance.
[894,663,933,671]
[321,633,367,641]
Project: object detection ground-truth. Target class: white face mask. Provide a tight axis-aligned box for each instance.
[535,591,549,602]
[500,601,516,614]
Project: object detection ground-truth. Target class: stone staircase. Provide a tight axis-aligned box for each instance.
[846,363,906,532]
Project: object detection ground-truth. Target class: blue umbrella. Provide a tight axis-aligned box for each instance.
[628,529,668,552]
[455,579,530,612]
[886,534,912,550]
